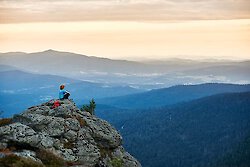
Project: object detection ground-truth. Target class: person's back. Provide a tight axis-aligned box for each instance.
[59,84,70,100]
[59,89,66,99]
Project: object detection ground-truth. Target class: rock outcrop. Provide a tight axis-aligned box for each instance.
[0,99,141,167]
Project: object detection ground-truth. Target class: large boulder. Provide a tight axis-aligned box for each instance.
[0,99,141,167]
[83,116,122,149]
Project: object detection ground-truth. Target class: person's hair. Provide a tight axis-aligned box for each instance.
[60,85,65,90]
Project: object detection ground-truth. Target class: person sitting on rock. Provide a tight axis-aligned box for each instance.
[59,84,70,100]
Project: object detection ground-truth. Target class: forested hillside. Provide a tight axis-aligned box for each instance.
[213,134,250,167]
[98,92,250,167]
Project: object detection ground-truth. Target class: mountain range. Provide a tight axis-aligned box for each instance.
[0,67,142,117]
[97,83,250,109]
[1,50,249,89]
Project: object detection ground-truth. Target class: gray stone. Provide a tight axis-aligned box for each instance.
[75,130,100,166]
[47,119,65,136]
[53,139,64,150]
[59,148,78,162]
[0,153,6,158]
[50,100,81,118]
[77,128,95,142]
[14,114,65,137]
[64,130,77,141]
[37,132,54,149]
[14,150,43,164]
[20,134,41,147]
[0,123,39,146]
[122,152,142,167]
[99,156,111,167]
[0,122,36,136]
[65,118,80,131]
[0,142,7,150]
[0,123,57,149]
[83,117,122,148]
[22,106,51,115]
[76,143,100,166]
[111,146,124,158]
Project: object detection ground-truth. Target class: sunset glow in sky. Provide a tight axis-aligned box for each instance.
[0,0,250,60]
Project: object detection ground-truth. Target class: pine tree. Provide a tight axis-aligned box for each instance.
[81,99,96,115]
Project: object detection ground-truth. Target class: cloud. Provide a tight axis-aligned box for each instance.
[0,0,249,23]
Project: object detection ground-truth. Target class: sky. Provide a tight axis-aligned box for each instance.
[0,0,250,60]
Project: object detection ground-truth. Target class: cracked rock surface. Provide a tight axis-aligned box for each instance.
[0,99,141,167]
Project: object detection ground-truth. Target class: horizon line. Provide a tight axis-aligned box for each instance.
[1,49,250,63]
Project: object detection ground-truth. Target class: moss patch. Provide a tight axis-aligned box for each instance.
[110,157,123,167]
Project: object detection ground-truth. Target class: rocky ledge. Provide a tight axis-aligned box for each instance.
[0,99,141,167]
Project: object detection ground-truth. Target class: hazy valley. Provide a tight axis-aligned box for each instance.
[1,50,250,90]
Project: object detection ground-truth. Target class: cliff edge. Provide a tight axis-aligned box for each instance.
[0,99,141,167]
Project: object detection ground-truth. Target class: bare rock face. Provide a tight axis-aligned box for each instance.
[0,99,141,167]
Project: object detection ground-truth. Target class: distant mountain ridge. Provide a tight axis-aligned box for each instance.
[97,83,250,109]
[1,50,249,89]
[0,49,143,74]
[0,68,142,117]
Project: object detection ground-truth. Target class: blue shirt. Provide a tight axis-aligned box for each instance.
[59,89,66,99]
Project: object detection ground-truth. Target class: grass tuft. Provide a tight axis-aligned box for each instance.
[36,149,66,167]
[0,118,12,127]
[0,154,44,167]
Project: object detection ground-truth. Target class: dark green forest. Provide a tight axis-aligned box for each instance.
[213,134,250,167]
[97,92,250,167]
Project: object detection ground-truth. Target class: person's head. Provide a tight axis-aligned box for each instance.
[60,84,65,90]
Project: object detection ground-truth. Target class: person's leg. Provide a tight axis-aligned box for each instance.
[64,92,70,99]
